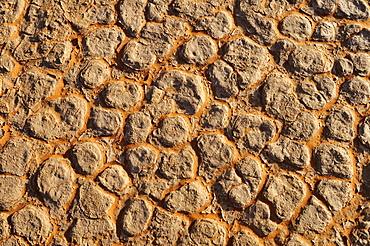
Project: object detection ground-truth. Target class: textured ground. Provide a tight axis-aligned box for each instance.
[1,0,370,245]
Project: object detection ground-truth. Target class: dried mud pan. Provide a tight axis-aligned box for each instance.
[1,0,370,245]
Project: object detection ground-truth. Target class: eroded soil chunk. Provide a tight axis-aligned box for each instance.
[98,165,130,193]
[181,35,216,65]
[70,142,103,175]
[190,219,226,246]
[0,138,32,176]
[324,106,355,142]
[149,116,189,147]
[226,114,276,155]
[164,181,209,214]
[316,179,352,212]
[263,173,306,221]
[158,148,194,179]
[0,176,25,210]
[154,70,205,114]
[10,205,53,245]
[313,143,354,180]
[103,81,143,111]
[223,37,269,71]
[75,180,115,219]
[241,201,277,237]
[197,134,235,180]
[83,26,125,59]
[89,107,123,136]
[26,95,88,141]
[293,196,332,234]
[120,198,152,237]
[37,158,75,207]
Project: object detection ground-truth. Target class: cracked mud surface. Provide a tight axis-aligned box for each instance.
[1,0,370,245]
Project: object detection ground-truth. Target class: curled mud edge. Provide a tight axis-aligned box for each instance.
[1,0,370,245]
